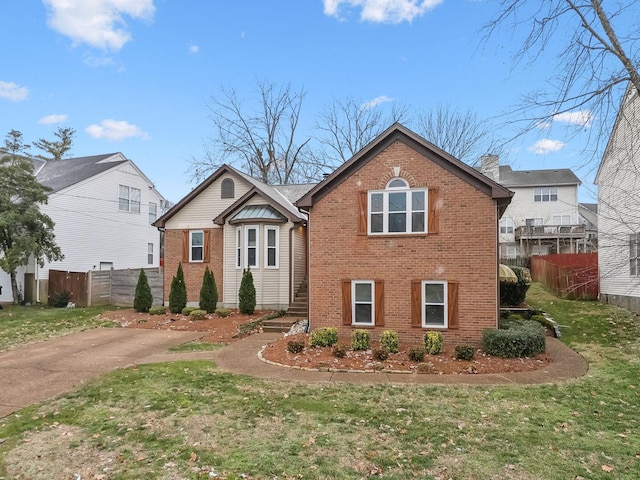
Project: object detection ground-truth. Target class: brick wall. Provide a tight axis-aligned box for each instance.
[308,140,499,345]
[163,228,224,305]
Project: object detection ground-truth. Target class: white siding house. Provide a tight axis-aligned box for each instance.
[595,84,640,313]
[0,153,167,304]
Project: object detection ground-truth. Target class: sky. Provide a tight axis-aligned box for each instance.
[1,0,608,204]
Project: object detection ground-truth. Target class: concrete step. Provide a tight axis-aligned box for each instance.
[262,317,299,333]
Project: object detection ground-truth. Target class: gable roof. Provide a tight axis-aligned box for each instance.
[493,165,581,188]
[35,153,127,193]
[296,123,513,211]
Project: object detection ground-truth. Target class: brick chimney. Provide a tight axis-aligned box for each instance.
[480,154,499,182]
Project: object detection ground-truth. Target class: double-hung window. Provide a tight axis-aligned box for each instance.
[119,185,141,213]
[631,233,640,276]
[422,281,448,328]
[534,187,558,202]
[369,178,426,234]
[190,231,204,262]
[552,215,571,225]
[147,243,154,265]
[245,226,258,268]
[352,280,374,325]
[499,217,514,234]
[236,228,242,268]
[265,226,279,268]
[149,202,157,223]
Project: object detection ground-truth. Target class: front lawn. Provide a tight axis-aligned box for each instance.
[1,285,639,479]
[0,304,118,352]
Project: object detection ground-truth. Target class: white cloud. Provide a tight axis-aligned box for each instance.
[552,110,593,127]
[323,0,443,23]
[38,114,68,125]
[0,81,29,101]
[86,119,149,141]
[188,44,199,54]
[361,95,394,110]
[43,0,155,50]
[528,139,566,155]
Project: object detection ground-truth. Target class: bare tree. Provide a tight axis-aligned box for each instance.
[484,1,640,155]
[414,105,502,165]
[191,79,312,185]
[33,127,75,161]
[314,96,409,166]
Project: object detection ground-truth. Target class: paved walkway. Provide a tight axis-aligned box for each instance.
[1,329,589,419]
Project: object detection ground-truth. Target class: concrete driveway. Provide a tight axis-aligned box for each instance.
[0,328,204,418]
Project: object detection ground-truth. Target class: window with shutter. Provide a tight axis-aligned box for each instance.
[342,280,383,326]
[367,178,427,235]
[411,279,457,329]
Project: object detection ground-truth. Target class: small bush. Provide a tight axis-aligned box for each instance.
[215,307,231,318]
[189,309,207,320]
[373,346,389,361]
[424,331,443,355]
[238,268,256,314]
[310,327,339,347]
[380,330,399,353]
[351,329,370,351]
[483,320,546,358]
[455,345,475,361]
[287,340,305,354]
[182,307,196,316]
[133,269,153,313]
[169,262,187,314]
[51,291,72,308]
[332,342,348,358]
[417,362,432,373]
[199,266,218,313]
[149,306,166,315]
[408,345,426,362]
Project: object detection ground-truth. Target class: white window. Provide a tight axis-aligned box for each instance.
[190,230,204,262]
[525,218,544,227]
[552,215,571,225]
[506,245,517,259]
[422,281,448,328]
[149,202,157,223]
[369,178,426,235]
[265,226,279,268]
[245,226,258,268]
[499,217,514,234]
[631,233,640,276]
[534,187,558,202]
[352,280,374,325]
[236,227,242,269]
[147,243,153,265]
[118,185,141,213]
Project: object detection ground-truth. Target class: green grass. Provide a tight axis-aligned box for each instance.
[168,341,224,352]
[0,304,118,352]
[1,285,639,479]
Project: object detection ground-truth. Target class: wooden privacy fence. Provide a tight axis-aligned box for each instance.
[49,268,163,307]
[530,253,598,300]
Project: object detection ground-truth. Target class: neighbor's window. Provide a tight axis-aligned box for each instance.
[119,185,141,213]
[499,217,514,234]
[190,230,204,262]
[369,178,426,234]
[552,214,571,225]
[265,226,279,268]
[149,202,157,223]
[422,281,447,328]
[630,233,640,276]
[352,280,374,325]
[221,178,235,199]
[147,243,153,265]
[534,187,557,202]
[245,226,258,268]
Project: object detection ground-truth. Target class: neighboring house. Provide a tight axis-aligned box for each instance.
[153,165,314,311]
[595,84,640,313]
[296,124,513,345]
[0,152,167,304]
[478,155,591,262]
[579,202,598,250]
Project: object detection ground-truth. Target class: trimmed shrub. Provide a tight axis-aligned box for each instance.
[310,327,339,347]
[408,345,426,362]
[380,330,399,353]
[287,340,305,354]
[189,309,207,320]
[182,307,196,316]
[169,262,187,314]
[500,266,532,306]
[417,362,432,373]
[454,345,475,361]
[351,329,370,351]
[215,307,231,318]
[149,306,166,315]
[483,320,546,358]
[373,346,390,361]
[133,269,153,313]
[424,331,443,355]
[52,290,72,308]
[238,268,256,314]
[199,266,218,313]
[332,343,348,358]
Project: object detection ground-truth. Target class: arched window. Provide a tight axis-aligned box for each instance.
[368,177,426,234]
[387,178,408,189]
[221,178,234,199]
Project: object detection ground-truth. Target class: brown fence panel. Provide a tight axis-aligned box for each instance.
[87,268,163,307]
[531,253,598,300]
[48,270,88,307]
[89,270,112,306]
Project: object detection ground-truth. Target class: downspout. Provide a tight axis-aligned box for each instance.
[35,257,39,304]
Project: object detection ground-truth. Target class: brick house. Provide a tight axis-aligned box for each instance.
[296,124,513,345]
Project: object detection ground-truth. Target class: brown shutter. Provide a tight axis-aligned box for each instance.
[357,191,368,234]
[342,280,352,325]
[182,230,189,263]
[448,281,459,329]
[375,280,384,327]
[203,230,211,263]
[428,188,439,234]
[411,280,422,327]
